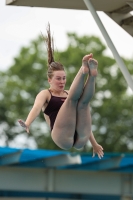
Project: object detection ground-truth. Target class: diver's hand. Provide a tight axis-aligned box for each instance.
[18,119,30,133]
[92,143,104,159]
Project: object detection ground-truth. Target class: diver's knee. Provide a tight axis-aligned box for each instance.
[73,137,88,149]
[55,141,73,150]
[52,134,73,150]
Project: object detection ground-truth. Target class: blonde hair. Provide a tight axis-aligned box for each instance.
[42,23,65,79]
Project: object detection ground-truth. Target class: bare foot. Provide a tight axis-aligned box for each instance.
[88,58,98,76]
[82,53,93,74]
[82,60,89,74]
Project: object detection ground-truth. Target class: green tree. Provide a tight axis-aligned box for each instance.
[0,33,133,152]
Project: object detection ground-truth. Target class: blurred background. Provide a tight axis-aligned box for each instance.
[0,0,133,153]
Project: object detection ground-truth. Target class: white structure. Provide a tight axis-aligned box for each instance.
[0,147,133,200]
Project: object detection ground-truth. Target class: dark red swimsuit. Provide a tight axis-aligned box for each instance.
[44,90,68,130]
[44,90,77,145]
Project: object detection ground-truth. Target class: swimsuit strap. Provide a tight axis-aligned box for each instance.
[64,90,68,95]
[48,89,68,96]
[48,89,52,96]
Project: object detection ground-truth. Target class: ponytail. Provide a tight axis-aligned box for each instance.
[42,23,65,79]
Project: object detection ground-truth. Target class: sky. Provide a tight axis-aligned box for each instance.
[0,0,133,73]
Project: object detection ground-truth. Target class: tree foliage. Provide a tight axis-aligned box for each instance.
[0,33,133,152]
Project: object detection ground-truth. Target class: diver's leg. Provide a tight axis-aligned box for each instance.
[51,54,93,150]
